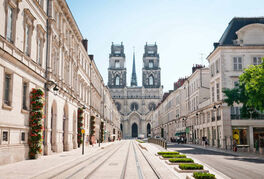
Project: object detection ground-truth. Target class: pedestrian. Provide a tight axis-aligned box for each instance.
[233,140,237,152]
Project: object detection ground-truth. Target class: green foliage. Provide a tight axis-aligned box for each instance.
[179,164,203,170]
[136,139,145,143]
[29,88,44,159]
[193,172,216,179]
[169,158,194,163]
[162,154,186,158]
[77,108,84,146]
[223,58,264,114]
[239,60,264,111]
[157,151,179,155]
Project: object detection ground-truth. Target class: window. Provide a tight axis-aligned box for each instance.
[149,60,154,68]
[25,24,30,56]
[210,63,215,77]
[233,57,242,71]
[4,73,12,106]
[130,102,139,111]
[3,131,8,142]
[23,9,35,57]
[21,132,25,141]
[115,60,120,68]
[6,5,14,42]
[216,83,220,101]
[22,82,28,110]
[216,59,219,73]
[148,75,154,85]
[115,76,120,86]
[36,25,45,66]
[253,57,262,65]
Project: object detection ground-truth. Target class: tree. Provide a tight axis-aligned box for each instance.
[239,59,264,112]
[223,58,264,117]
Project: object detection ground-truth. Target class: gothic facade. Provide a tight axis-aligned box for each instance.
[108,43,163,138]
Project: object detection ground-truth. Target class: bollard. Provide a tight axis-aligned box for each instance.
[165,141,167,149]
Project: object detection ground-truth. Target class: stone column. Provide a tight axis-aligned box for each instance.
[249,126,254,150]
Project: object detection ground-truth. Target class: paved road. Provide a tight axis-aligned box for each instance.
[0,140,171,179]
[168,143,264,179]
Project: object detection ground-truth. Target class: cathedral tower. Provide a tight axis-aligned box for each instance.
[108,42,127,88]
[142,43,161,88]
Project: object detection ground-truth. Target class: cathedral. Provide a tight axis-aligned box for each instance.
[107,42,163,138]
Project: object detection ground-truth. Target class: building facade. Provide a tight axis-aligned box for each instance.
[108,43,163,138]
[0,0,120,165]
[151,17,264,153]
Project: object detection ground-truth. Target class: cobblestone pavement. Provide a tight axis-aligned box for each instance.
[168,143,264,179]
[0,140,178,179]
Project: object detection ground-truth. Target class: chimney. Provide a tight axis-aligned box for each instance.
[192,64,204,73]
[89,54,94,61]
[82,39,88,52]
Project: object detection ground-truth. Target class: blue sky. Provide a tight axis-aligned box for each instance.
[66,0,264,92]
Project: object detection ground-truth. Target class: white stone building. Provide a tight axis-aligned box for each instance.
[0,0,120,165]
[151,17,264,153]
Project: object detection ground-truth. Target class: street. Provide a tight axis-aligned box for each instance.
[0,140,176,179]
[168,143,264,179]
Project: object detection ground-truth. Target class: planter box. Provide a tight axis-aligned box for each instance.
[165,161,194,165]
[174,165,209,173]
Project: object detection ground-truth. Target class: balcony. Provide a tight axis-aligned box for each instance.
[231,114,264,120]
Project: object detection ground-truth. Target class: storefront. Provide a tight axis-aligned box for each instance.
[253,127,264,152]
[232,127,248,145]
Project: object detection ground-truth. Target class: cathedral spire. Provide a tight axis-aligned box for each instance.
[131,48,137,86]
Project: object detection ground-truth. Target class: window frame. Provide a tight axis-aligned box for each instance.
[233,57,242,71]
[23,9,36,57]
[22,81,29,111]
[3,71,13,108]
[5,1,19,44]
[253,56,262,66]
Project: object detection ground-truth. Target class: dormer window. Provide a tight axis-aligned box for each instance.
[115,60,120,68]
[149,60,154,68]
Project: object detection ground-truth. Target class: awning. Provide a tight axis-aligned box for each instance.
[175,132,185,136]
[186,127,190,134]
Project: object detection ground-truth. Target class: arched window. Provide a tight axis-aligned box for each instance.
[149,75,154,86]
[115,75,120,86]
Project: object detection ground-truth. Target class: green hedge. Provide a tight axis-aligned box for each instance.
[162,154,186,158]
[179,164,203,170]
[136,139,145,143]
[193,172,216,179]
[157,151,179,155]
[169,158,194,163]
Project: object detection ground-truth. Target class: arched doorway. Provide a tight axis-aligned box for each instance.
[50,101,57,152]
[147,123,151,137]
[132,123,138,138]
[72,110,77,149]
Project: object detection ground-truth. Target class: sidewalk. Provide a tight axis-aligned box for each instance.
[147,142,230,179]
[0,141,116,179]
[171,143,264,159]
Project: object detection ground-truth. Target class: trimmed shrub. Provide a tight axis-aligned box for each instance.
[169,158,194,163]
[162,154,186,158]
[136,139,145,143]
[157,151,179,155]
[179,164,203,170]
[193,172,216,179]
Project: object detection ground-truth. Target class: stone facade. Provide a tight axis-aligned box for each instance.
[108,43,163,138]
[151,17,264,153]
[0,0,120,165]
